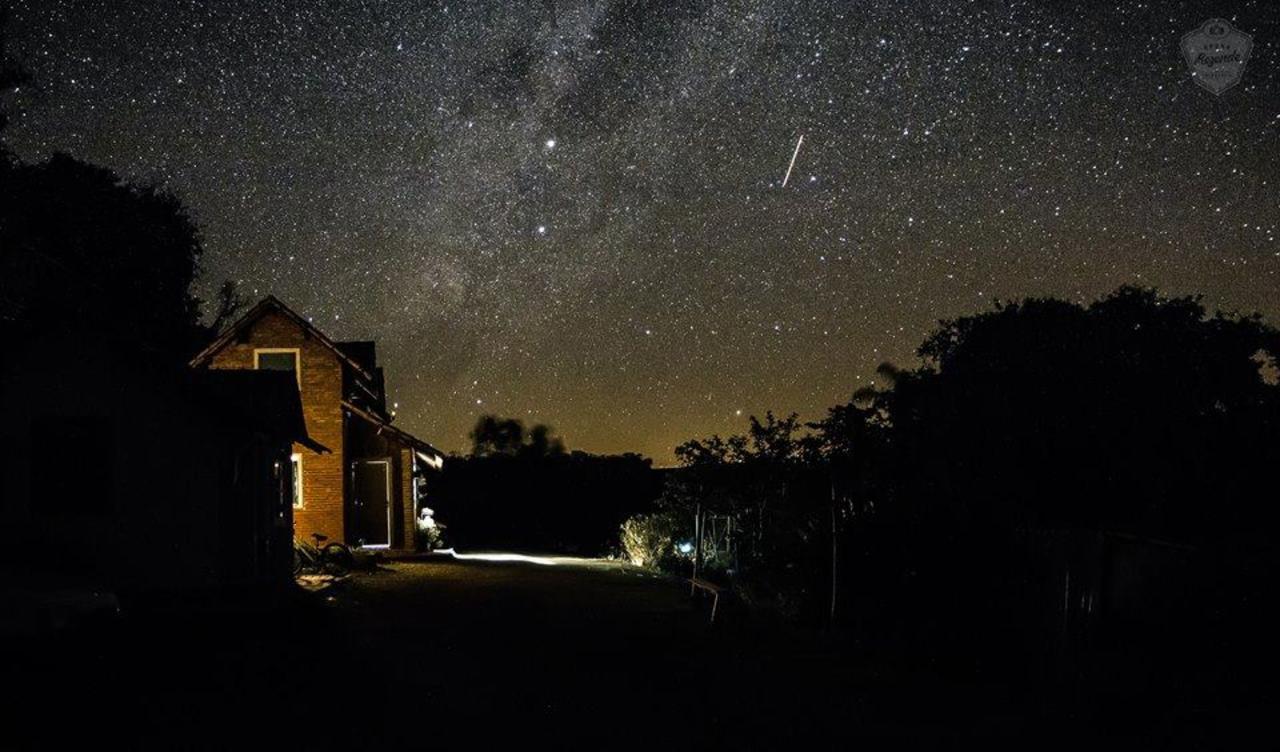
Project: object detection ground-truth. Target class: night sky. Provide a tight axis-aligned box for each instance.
[3,1,1277,462]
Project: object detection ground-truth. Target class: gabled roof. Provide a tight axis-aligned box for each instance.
[188,295,375,382]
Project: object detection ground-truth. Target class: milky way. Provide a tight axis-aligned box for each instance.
[4,1,1277,461]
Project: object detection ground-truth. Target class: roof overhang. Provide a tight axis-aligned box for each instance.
[342,400,445,465]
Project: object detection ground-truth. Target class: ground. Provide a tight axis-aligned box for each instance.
[7,556,1072,746]
[342,558,1051,742]
[321,557,887,745]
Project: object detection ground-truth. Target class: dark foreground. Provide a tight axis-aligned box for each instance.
[3,557,1253,747]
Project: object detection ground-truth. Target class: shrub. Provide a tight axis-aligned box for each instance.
[415,507,445,551]
[619,512,685,571]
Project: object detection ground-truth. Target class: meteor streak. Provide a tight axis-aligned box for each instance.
[781,133,804,188]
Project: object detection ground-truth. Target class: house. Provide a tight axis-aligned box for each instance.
[189,296,443,550]
[0,333,320,591]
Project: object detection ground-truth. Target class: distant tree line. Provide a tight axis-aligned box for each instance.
[425,416,662,555]
[469,414,566,459]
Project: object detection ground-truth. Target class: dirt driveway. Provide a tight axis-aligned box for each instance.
[5,556,1021,747]
[327,558,767,742]
[319,557,1015,745]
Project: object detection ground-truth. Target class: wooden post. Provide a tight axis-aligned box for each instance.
[830,503,839,628]
[692,502,702,589]
[829,473,838,629]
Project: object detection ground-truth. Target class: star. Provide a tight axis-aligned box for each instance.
[2,1,1273,463]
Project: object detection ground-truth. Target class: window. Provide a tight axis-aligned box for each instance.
[254,349,300,385]
[291,453,304,509]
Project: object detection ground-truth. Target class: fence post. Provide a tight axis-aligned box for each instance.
[692,502,702,590]
[830,492,839,629]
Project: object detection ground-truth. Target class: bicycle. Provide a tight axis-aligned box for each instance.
[292,532,355,577]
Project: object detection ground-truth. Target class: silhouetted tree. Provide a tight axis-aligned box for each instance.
[470,415,522,456]
[659,411,841,617]
[0,154,218,357]
[1,16,237,359]
[644,286,1280,669]
[441,416,638,553]
[824,286,1280,680]
[675,433,747,465]
[863,286,1280,542]
[207,278,248,334]
[469,414,565,458]
[525,422,566,458]
[807,401,884,624]
[430,434,657,555]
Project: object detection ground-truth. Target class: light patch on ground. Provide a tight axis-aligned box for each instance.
[433,549,637,572]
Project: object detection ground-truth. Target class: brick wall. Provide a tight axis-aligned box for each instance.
[204,310,348,544]
[400,446,415,549]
